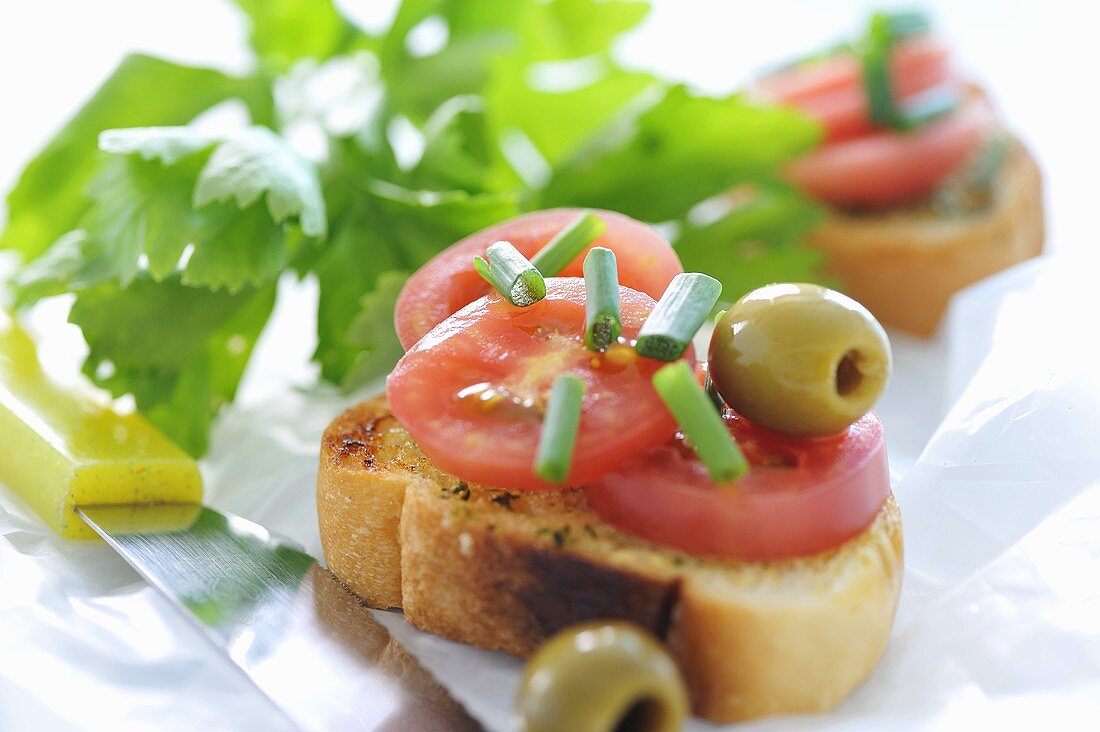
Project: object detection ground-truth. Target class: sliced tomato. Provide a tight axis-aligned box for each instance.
[585,411,890,560]
[394,208,682,350]
[786,98,995,207]
[387,278,685,491]
[756,36,952,142]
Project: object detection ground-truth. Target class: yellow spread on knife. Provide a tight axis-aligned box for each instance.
[0,311,202,539]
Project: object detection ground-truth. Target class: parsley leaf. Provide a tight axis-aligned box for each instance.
[342,271,409,389]
[380,0,650,122]
[99,126,223,165]
[194,126,327,239]
[673,186,830,303]
[1,54,268,262]
[229,0,367,72]
[69,277,276,456]
[313,184,520,385]
[10,231,118,305]
[484,59,660,169]
[538,86,821,221]
[16,125,326,299]
[2,0,832,457]
[410,96,520,194]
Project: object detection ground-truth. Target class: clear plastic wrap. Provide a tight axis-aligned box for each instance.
[3,253,1099,730]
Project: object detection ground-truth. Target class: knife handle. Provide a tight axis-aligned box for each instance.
[0,311,202,539]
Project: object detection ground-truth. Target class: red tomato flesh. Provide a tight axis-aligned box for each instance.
[387,278,685,491]
[786,98,994,207]
[757,34,995,207]
[585,411,890,560]
[394,208,682,350]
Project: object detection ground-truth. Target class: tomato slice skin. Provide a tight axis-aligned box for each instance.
[387,278,685,491]
[786,98,995,208]
[394,208,682,350]
[585,411,890,560]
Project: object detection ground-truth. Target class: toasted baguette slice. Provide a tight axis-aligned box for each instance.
[318,397,903,722]
[807,137,1043,336]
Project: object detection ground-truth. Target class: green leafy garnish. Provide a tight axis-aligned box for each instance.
[673,185,829,304]
[1,0,827,455]
[0,54,269,262]
[69,277,275,456]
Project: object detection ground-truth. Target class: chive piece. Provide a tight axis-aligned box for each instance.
[885,10,931,38]
[530,210,606,277]
[897,84,959,130]
[653,362,747,482]
[534,375,585,484]
[473,240,547,306]
[931,134,1010,216]
[583,247,622,351]
[860,13,898,128]
[860,10,936,131]
[635,273,722,361]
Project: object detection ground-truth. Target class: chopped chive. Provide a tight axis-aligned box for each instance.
[473,240,546,306]
[635,273,721,361]
[583,247,622,351]
[860,10,936,131]
[534,375,585,484]
[931,134,1010,216]
[653,362,747,482]
[530,210,605,276]
[897,84,959,130]
[860,13,898,128]
[885,10,931,38]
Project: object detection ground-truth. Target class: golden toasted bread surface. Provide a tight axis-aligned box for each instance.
[318,396,904,722]
[808,138,1043,336]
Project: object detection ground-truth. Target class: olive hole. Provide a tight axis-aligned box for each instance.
[612,697,665,732]
[835,350,863,398]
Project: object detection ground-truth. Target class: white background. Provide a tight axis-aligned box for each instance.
[1,2,1098,731]
[0,0,1095,258]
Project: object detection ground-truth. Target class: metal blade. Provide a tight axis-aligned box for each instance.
[78,504,481,732]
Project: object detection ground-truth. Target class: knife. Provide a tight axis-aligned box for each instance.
[1,314,481,731]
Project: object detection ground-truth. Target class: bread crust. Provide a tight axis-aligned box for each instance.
[318,396,904,723]
[806,138,1044,336]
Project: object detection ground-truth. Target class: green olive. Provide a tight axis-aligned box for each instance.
[518,622,688,732]
[708,283,891,436]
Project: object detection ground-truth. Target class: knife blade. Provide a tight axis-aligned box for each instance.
[78,503,481,732]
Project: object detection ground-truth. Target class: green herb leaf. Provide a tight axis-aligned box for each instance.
[229,0,366,72]
[312,210,405,384]
[486,62,659,170]
[380,0,650,122]
[0,54,265,262]
[538,85,821,221]
[674,186,830,303]
[9,231,119,305]
[342,271,409,389]
[69,277,276,456]
[364,181,521,269]
[194,126,327,239]
[410,96,520,194]
[313,184,520,386]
